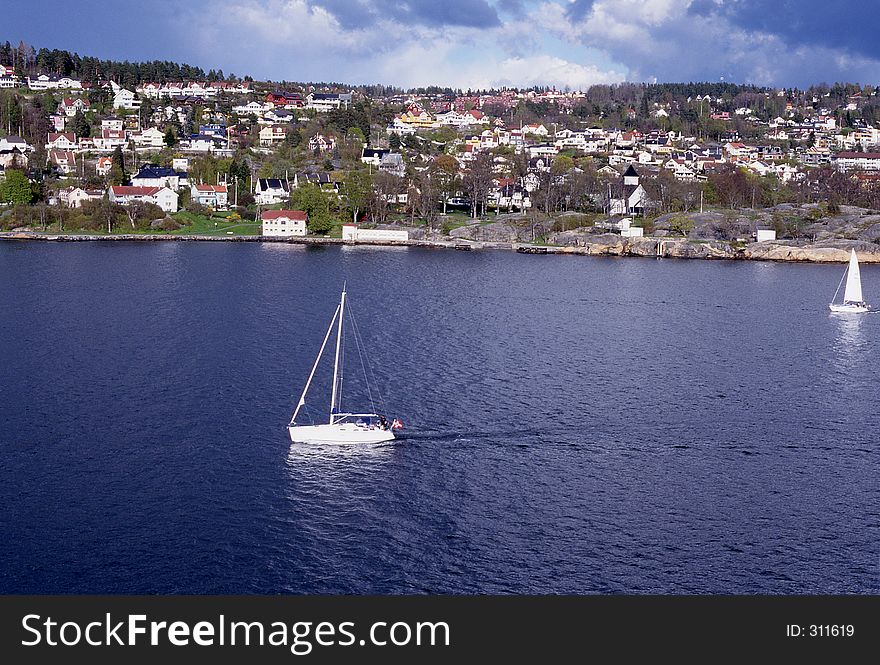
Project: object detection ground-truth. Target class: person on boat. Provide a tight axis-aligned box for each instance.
[378,415,389,430]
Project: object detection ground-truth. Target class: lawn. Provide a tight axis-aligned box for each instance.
[171,211,261,236]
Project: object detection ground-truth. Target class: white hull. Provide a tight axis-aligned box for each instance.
[829,303,871,313]
[288,423,396,444]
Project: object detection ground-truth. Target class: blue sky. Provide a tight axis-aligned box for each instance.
[5,1,880,89]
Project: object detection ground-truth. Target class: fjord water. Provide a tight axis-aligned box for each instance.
[1,242,877,594]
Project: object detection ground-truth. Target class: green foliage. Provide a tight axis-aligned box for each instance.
[109,147,127,186]
[164,126,177,148]
[289,184,334,234]
[0,169,34,205]
[340,169,373,223]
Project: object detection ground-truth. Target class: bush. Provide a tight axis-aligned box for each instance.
[185,200,209,215]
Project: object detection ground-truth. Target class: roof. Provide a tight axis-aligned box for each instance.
[262,210,307,221]
[836,152,880,159]
[257,178,289,191]
[193,184,228,192]
[111,186,163,196]
[133,165,179,179]
[623,164,640,178]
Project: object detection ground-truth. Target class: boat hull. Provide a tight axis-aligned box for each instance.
[829,303,871,313]
[288,423,396,444]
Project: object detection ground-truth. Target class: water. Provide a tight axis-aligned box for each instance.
[0,242,877,594]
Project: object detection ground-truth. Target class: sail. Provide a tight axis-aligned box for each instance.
[843,249,863,303]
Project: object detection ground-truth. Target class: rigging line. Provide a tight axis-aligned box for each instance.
[831,264,848,303]
[348,305,376,414]
[348,299,387,416]
[338,316,345,413]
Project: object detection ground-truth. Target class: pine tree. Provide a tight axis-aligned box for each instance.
[109,146,127,185]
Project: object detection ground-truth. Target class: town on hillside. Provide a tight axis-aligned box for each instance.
[2,41,880,245]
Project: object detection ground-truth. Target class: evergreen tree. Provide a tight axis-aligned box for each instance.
[109,146,127,185]
[164,126,177,147]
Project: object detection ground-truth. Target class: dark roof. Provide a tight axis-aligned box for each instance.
[623,164,639,178]
[362,148,389,159]
[133,165,178,179]
[257,178,289,191]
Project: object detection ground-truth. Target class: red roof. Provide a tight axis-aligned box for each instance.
[262,210,307,221]
[194,184,228,193]
[111,186,162,196]
[836,152,880,159]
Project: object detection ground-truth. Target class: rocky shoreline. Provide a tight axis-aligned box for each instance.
[4,229,880,263]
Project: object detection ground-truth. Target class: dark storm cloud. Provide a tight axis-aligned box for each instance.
[688,0,880,60]
[312,0,501,29]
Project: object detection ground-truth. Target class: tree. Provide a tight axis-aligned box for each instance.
[429,154,459,214]
[0,169,33,205]
[71,109,90,138]
[462,152,493,218]
[340,169,372,223]
[290,184,334,234]
[164,126,177,148]
[109,146,127,186]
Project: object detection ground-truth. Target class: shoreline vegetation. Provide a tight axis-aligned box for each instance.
[5,202,880,262]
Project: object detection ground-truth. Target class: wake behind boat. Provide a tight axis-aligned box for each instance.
[829,249,872,313]
[288,287,403,444]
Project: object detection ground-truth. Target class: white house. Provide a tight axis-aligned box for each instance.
[113,88,141,111]
[96,156,113,176]
[254,178,289,205]
[609,165,650,216]
[341,224,409,242]
[261,209,308,236]
[59,186,103,208]
[131,165,183,190]
[109,185,178,212]
[190,184,229,209]
[259,125,287,146]
[47,132,78,152]
[132,127,166,149]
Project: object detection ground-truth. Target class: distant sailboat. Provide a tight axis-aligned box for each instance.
[288,287,403,444]
[829,249,871,313]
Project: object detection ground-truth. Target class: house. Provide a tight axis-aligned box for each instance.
[523,123,549,137]
[833,151,880,172]
[308,134,336,152]
[60,186,103,208]
[47,132,78,152]
[234,101,270,116]
[48,150,77,174]
[0,65,17,88]
[292,172,336,191]
[379,153,405,178]
[262,209,308,236]
[28,74,82,90]
[609,165,650,216]
[101,117,125,132]
[266,90,304,108]
[132,127,166,149]
[59,97,90,117]
[0,135,34,153]
[305,92,352,112]
[341,224,409,242]
[96,156,113,176]
[0,147,28,168]
[131,164,183,190]
[259,125,287,146]
[109,185,178,212]
[262,108,294,124]
[112,88,141,110]
[190,184,229,209]
[361,147,390,167]
[254,178,289,204]
[90,128,127,152]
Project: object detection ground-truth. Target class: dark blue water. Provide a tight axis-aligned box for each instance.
[0,242,877,594]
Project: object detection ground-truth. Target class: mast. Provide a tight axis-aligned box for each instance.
[329,287,346,423]
[290,304,340,425]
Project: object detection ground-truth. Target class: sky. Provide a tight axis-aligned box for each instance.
[4,0,880,90]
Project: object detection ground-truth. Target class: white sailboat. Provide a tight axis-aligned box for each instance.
[288,287,402,444]
[829,249,871,313]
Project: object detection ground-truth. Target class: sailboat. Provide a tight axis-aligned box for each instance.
[829,249,871,313]
[288,287,402,444]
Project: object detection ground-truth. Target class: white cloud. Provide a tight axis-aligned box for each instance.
[179,0,627,88]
